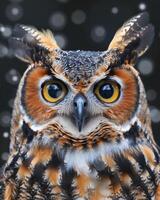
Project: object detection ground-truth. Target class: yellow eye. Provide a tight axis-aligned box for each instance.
[42,80,67,103]
[94,79,120,103]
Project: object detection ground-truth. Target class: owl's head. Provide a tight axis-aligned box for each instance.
[10,12,154,150]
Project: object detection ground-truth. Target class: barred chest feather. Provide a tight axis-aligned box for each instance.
[2,124,160,200]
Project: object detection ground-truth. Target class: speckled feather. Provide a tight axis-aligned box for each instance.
[1,12,160,200]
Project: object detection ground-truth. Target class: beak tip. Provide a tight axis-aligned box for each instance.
[78,127,82,132]
[77,122,82,132]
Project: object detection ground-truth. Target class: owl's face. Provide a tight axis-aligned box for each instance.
[10,12,154,148]
[19,50,139,138]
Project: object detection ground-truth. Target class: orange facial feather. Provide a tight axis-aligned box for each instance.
[24,65,56,123]
[104,67,138,124]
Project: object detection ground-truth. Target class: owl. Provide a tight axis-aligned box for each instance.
[1,12,160,200]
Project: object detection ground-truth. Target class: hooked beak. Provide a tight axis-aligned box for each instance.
[73,93,88,132]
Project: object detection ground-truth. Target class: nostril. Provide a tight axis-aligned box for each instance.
[84,102,87,107]
[74,102,77,108]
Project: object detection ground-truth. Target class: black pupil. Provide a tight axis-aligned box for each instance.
[99,83,114,99]
[47,83,62,98]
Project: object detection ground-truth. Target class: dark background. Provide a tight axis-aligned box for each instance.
[0,0,160,167]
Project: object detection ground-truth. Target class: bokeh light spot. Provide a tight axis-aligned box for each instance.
[150,106,160,123]
[55,34,67,48]
[49,11,66,30]
[0,112,11,127]
[0,44,9,58]
[137,58,154,75]
[139,3,147,11]
[71,10,86,25]
[6,3,23,21]
[147,89,157,102]
[91,25,106,43]
[5,69,21,85]
[111,7,119,14]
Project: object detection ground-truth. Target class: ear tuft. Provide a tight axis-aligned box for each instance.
[9,24,59,63]
[108,12,155,60]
